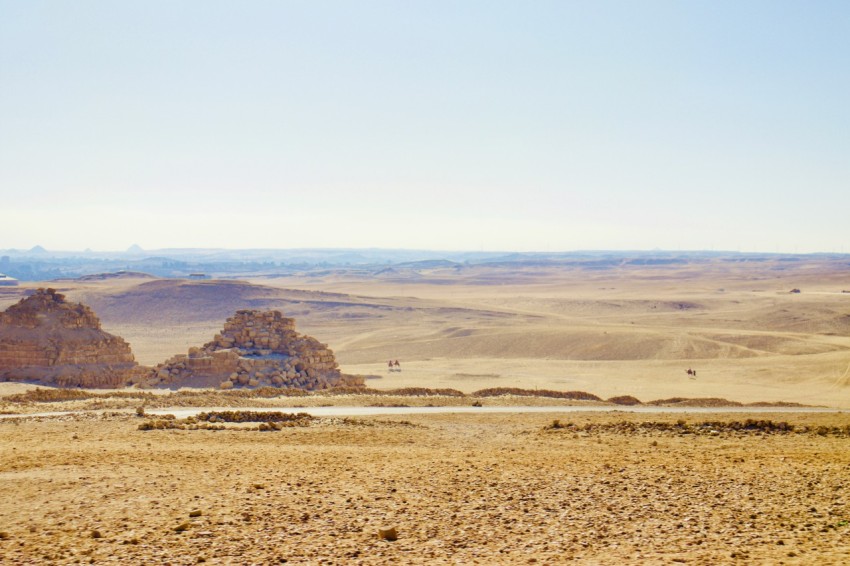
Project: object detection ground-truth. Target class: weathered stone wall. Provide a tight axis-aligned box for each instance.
[142,309,363,390]
[0,338,137,367]
[0,288,139,388]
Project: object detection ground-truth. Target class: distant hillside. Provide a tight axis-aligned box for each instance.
[1,247,849,283]
[75,271,156,281]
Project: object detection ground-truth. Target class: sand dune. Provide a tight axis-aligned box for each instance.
[2,257,849,406]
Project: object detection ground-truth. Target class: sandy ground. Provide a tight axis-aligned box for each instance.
[1,410,849,565]
[3,257,849,407]
[1,259,850,563]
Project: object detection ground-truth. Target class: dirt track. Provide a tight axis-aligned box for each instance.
[2,410,849,565]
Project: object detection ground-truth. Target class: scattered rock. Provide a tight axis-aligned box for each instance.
[377,526,398,541]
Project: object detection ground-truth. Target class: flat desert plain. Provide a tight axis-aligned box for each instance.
[1,257,850,563]
[1,410,849,564]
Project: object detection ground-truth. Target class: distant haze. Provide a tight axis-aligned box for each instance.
[1,1,849,253]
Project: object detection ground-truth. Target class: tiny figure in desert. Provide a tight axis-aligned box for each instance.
[393,360,401,371]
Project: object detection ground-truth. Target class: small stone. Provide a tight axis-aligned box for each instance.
[90,530,102,539]
[189,510,202,517]
[174,522,190,533]
[377,527,398,541]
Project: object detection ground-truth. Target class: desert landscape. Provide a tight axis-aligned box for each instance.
[1,409,849,565]
[1,256,850,564]
[2,254,848,406]
[5,1,848,562]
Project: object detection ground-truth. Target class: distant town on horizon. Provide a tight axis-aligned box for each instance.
[1,245,847,282]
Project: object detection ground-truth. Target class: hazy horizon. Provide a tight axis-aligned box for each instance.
[3,244,848,259]
[2,1,849,253]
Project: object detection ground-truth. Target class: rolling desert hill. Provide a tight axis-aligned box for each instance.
[1,255,849,406]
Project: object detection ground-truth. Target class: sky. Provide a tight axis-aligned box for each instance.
[1,1,849,253]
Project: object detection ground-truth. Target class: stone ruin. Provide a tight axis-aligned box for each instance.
[0,291,362,392]
[140,309,364,390]
[0,288,140,387]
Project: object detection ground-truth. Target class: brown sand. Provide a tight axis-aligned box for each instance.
[1,410,849,564]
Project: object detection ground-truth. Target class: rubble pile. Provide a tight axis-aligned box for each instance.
[142,309,363,390]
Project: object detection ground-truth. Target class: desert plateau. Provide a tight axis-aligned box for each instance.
[1,255,850,564]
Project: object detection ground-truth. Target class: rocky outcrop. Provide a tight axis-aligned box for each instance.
[140,309,363,390]
[0,288,140,387]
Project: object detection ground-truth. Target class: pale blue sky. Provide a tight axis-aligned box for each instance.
[1,1,848,252]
